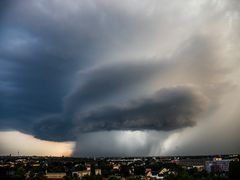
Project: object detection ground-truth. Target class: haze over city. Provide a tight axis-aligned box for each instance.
[0,0,240,157]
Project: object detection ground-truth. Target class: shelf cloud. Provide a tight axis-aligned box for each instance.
[0,0,240,156]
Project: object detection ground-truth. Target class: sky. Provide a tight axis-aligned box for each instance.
[0,0,240,157]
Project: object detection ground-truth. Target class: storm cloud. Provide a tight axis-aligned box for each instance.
[73,87,207,132]
[0,0,240,156]
[34,86,207,140]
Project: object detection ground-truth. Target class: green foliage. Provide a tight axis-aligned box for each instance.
[81,175,102,180]
[120,164,130,177]
[126,176,143,180]
[12,167,26,179]
[107,175,121,180]
[134,166,145,175]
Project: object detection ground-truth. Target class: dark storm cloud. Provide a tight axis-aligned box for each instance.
[0,0,210,136]
[0,0,103,132]
[0,0,12,22]
[64,62,168,116]
[2,0,155,66]
[1,34,222,141]
[33,86,207,141]
[1,0,239,156]
[31,60,170,142]
[0,39,78,132]
[33,114,75,142]
[74,87,207,132]
[0,0,164,134]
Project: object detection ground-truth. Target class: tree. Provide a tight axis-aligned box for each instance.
[14,167,26,179]
[229,161,240,180]
[120,165,130,177]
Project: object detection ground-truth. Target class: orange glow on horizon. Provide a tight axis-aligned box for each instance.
[0,131,75,157]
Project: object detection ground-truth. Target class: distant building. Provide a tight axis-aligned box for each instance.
[113,164,120,170]
[213,157,222,161]
[175,158,205,168]
[95,168,101,175]
[159,168,169,175]
[150,171,164,179]
[85,164,91,171]
[72,170,91,179]
[145,168,151,175]
[145,168,165,179]
[32,163,40,167]
[205,158,233,173]
[45,172,66,180]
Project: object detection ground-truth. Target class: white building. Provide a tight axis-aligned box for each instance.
[72,170,91,179]
[205,158,233,173]
[95,168,101,175]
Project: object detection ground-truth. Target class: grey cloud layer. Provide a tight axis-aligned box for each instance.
[73,87,207,132]
[34,86,207,141]
[0,0,239,156]
[33,35,219,141]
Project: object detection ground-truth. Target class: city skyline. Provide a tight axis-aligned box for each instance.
[0,0,240,157]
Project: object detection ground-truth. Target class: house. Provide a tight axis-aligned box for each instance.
[205,158,233,173]
[95,168,101,175]
[150,171,164,179]
[72,170,91,179]
[45,172,66,180]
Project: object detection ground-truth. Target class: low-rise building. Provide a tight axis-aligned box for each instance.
[95,168,101,175]
[205,158,233,173]
[72,170,91,179]
[45,172,66,180]
[150,171,164,179]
